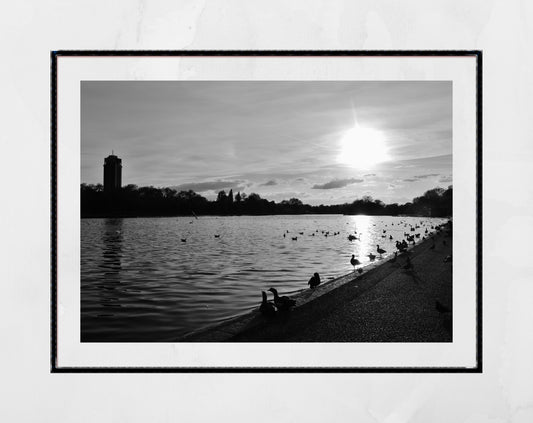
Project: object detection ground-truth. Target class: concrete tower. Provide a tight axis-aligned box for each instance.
[103,153,122,193]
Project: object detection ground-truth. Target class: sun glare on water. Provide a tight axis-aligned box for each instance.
[337,126,390,169]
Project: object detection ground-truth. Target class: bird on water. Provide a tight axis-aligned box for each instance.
[268,287,296,311]
[259,291,276,317]
[367,253,376,261]
[376,245,386,256]
[350,254,360,270]
[308,272,321,289]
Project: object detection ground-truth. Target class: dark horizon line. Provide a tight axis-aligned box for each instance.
[80,182,453,207]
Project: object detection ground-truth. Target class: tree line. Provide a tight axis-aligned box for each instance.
[81,184,452,218]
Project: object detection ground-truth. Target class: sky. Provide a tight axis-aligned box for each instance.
[81,81,452,206]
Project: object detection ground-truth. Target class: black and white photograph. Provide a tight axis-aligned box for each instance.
[52,52,479,370]
[80,80,454,344]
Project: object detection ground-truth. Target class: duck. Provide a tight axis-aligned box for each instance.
[368,253,376,261]
[259,291,276,317]
[181,238,187,242]
[291,236,298,241]
[389,235,393,240]
[348,234,357,241]
[268,287,296,311]
[376,245,386,256]
[350,254,360,270]
[308,272,321,289]
[214,234,220,238]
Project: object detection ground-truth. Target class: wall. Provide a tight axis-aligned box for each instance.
[1,1,532,421]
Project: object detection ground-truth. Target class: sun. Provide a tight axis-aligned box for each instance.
[337,126,389,169]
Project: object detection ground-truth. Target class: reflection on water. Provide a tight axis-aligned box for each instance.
[97,219,123,311]
[81,215,447,342]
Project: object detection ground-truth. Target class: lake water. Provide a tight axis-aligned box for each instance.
[81,214,447,341]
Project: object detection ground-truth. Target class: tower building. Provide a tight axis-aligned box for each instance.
[103,153,122,193]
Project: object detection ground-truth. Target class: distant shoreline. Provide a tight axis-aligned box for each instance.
[81,213,448,219]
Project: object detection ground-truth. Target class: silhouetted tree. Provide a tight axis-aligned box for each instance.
[80,184,452,218]
[216,190,227,203]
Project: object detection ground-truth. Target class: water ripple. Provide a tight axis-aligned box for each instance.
[81,215,446,341]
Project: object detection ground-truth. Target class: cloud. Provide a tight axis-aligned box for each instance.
[312,178,364,190]
[172,180,245,192]
[260,180,278,186]
[364,173,376,177]
[414,173,440,179]
[403,173,440,182]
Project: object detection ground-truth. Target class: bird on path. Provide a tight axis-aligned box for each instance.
[357,268,363,274]
[308,272,321,289]
[259,291,276,317]
[268,288,296,311]
[435,300,451,314]
[350,255,360,270]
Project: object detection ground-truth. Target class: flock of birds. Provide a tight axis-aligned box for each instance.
[179,216,452,319]
[258,219,452,318]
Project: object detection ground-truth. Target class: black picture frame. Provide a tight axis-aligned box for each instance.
[51,50,482,373]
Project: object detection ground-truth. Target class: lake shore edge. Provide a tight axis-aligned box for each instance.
[179,227,452,342]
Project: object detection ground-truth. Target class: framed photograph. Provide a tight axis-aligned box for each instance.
[52,50,481,372]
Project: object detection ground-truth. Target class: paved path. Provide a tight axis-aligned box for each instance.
[231,232,452,342]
